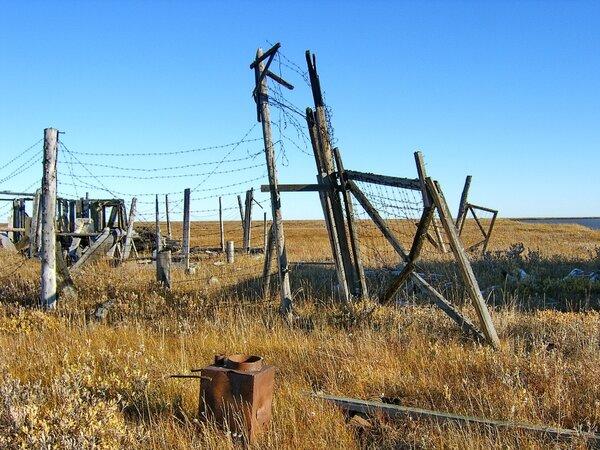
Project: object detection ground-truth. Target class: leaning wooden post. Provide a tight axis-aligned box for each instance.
[121,197,137,262]
[253,46,293,316]
[456,175,472,230]
[237,194,245,230]
[305,51,356,300]
[414,152,446,253]
[182,188,191,272]
[219,196,225,252]
[425,177,500,349]
[165,194,172,240]
[40,128,58,309]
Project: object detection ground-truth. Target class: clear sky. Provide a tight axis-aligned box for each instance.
[1,1,599,221]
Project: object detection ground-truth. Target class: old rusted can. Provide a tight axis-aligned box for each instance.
[199,354,275,442]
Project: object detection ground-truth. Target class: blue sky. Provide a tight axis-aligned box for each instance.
[1,1,598,221]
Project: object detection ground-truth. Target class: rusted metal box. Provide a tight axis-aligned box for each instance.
[199,354,275,442]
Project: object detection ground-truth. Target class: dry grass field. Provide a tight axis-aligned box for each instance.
[1,219,599,449]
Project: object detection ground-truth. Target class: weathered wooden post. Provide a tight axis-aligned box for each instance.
[219,196,225,252]
[237,194,245,230]
[263,212,268,254]
[305,51,355,301]
[29,188,41,258]
[165,194,172,240]
[156,250,172,288]
[226,240,235,264]
[415,152,446,252]
[243,188,254,252]
[252,45,293,316]
[182,188,191,272]
[457,175,472,230]
[40,128,58,309]
[121,197,137,262]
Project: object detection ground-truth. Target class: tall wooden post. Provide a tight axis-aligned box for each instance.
[263,212,268,254]
[254,47,293,316]
[457,175,472,230]
[165,194,172,240]
[415,152,446,252]
[305,51,356,300]
[243,188,253,252]
[40,128,58,309]
[182,188,191,271]
[219,196,225,252]
[155,195,161,253]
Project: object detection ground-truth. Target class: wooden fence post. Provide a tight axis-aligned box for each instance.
[121,197,137,262]
[156,250,172,289]
[263,212,267,254]
[226,240,235,264]
[29,188,41,258]
[40,128,58,309]
[243,188,253,252]
[237,194,245,229]
[182,188,191,272]
[254,47,293,316]
[456,175,472,230]
[219,196,225,252]
[165,194,172,240]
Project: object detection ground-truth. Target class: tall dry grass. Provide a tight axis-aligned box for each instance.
[0,219,599,449]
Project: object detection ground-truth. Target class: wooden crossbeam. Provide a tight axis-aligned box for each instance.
[345,170,421,191]
[260,184,325,193]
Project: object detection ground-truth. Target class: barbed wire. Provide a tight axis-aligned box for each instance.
[0,138,43,173]
[0,149,43,185]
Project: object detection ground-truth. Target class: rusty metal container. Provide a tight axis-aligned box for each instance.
[199,354,275,442]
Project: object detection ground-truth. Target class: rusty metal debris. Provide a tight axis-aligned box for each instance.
[172,354,275,443]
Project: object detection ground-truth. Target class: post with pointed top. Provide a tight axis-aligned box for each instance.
[40,128,58,309]
[252,45,293,317]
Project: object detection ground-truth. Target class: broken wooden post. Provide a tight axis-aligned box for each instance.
[226,240,235,264]
[156,250,172,289]
[121,197,137,262]
[182,188,191,272]
[243,188,253,252]
[253,46,293,316]
[457,175,472,230]
[219,196,225,252]
[40,128,59,309]
[165,194,172,240]
[306,51,356,300]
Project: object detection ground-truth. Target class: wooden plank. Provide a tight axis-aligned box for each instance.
[426,177,500,349]
[469,205,488,237]
[345,170,421,191]
[0,190,35,197]
[313,393,600,444]
[482,211,498,254]
[382,205,435,304]
[249,42,280,69]
[70,228,112,273]
[260,184,324,192]
[255,47,293,316]
[40,128,58,309]
[468,203,498,214]
[333,147,368,299]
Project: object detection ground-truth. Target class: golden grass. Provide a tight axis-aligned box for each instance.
[0,219,599,449]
